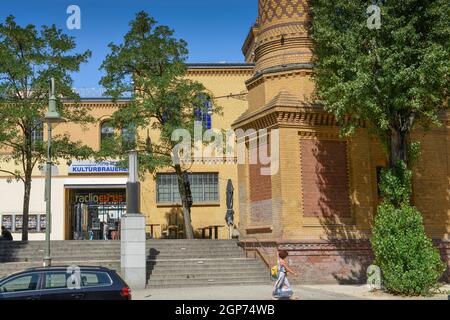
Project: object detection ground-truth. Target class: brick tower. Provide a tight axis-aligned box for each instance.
[233,0,379,244]
[232,0,450,284]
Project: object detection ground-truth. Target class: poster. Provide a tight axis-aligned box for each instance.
[2,215,12,230]
[40,215,46,231]
[28,215,38,231]
[14,215,23,232]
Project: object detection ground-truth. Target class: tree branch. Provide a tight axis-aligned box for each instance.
[0,169,24,182]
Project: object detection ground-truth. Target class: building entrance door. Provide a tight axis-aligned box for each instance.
[69,189,126,240]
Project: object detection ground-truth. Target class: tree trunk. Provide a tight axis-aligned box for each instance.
[175,165,194,239]
[21,127,34,241]
[21,169,32,241]
[389,128,408,168]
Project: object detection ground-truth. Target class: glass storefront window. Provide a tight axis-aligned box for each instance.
[70,189,126,240]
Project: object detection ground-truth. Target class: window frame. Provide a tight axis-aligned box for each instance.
[0,273,41,294]
[156,173,220,205]
[80,271,114,288]
[120,123,136,150]
[100,120,115,147]
[194,94,213,130]
[43,272,70,290]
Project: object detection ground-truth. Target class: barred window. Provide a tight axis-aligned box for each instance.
[156,173,219,204]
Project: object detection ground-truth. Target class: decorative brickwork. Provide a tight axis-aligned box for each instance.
[248,141,273,227]
[300,139,351,218]
[249,163,272,202]
[258,0,308,25]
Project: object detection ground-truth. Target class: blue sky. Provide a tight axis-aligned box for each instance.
[0,0,256,94]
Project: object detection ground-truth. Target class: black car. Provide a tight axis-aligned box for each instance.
[0,266,131,300]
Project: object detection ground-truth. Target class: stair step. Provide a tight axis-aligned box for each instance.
[146,279,271,288]
[147,272,269,280]
[148,265,266,271]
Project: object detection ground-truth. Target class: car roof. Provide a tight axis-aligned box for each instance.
[25,266,112,272]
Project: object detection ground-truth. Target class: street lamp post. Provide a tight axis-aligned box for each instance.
[43,78,62,267]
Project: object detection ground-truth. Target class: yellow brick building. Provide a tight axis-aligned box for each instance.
[0,0,448,283]
[0,64,254,242]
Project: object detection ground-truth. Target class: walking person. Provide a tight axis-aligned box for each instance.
[272,250,298,299]
[1,226,13,241]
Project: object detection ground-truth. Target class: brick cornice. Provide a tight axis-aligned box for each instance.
[246,63,313,89]
[232,104,365,131]
[64,101,129,109]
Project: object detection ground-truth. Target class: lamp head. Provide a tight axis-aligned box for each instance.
[44,78,62,123]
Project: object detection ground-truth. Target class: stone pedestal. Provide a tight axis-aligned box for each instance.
[121,214,146,290]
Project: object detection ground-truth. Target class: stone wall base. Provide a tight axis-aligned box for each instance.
[240,240,450,284]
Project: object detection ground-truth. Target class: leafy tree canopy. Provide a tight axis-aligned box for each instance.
[310,0,450,166]
[0,16,93,240]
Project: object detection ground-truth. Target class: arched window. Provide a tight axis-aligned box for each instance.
[194,94,212,130]
[121,123,136,150]
[100,121,115,146]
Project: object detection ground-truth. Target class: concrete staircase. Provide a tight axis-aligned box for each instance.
[0,240,270,288]
[0,241,121,279]
[146,240,270,288]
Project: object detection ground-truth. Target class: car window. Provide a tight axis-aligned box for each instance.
[44,273,68,289]
[0,274,39,293]
[81,272,112,287]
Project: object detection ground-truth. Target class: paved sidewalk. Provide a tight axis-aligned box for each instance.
[132,285,450,300]
[133,284,450,300]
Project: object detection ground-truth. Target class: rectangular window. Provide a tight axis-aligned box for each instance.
[44,273,68,289]
[81,272,112,287]
[0,274,39,293]
[156,173,219,204]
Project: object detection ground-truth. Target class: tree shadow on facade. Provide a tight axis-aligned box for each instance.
[161,208,185,239]
[306,139,373,284]
[412,140,450,282]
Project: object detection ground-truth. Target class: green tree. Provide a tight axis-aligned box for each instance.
[0,16,94,240]
[310,0,449,168]
[100,12,219,239]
